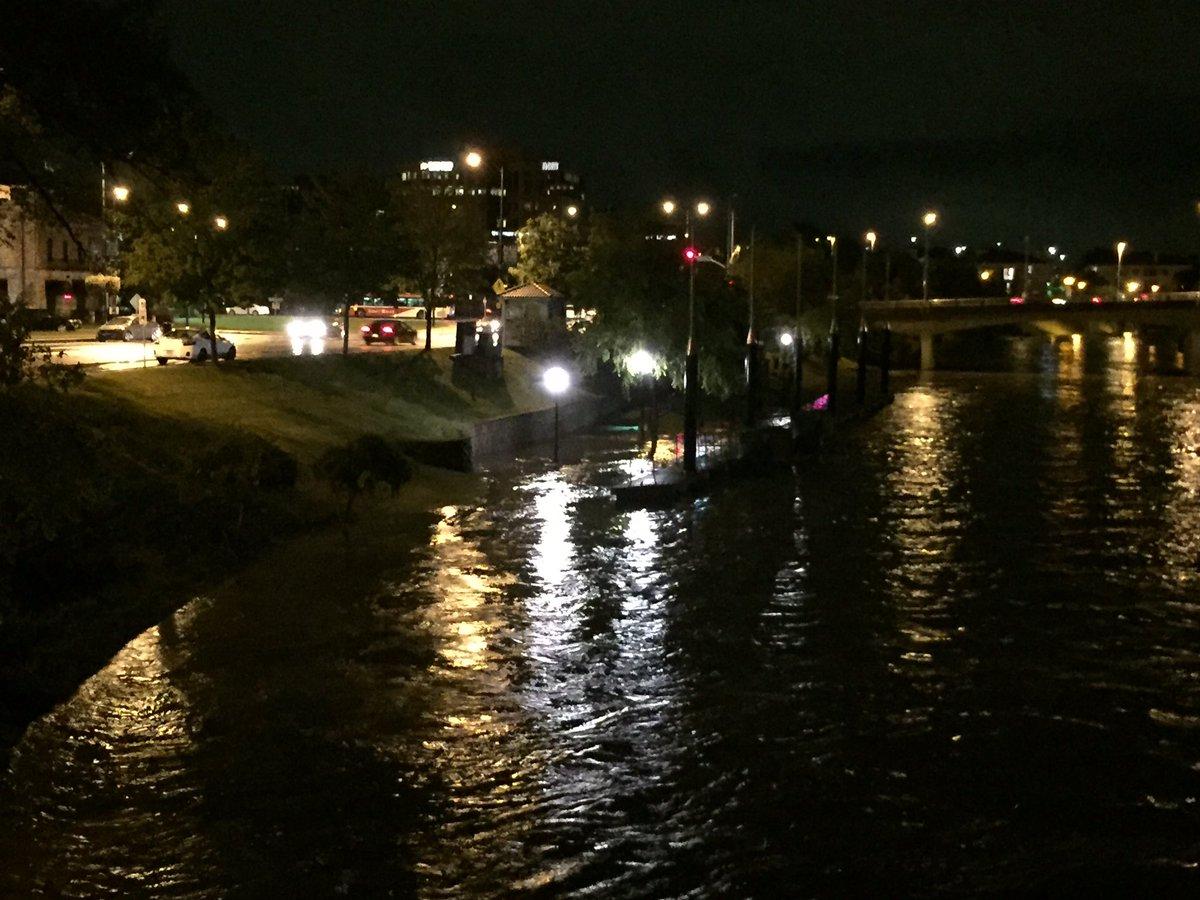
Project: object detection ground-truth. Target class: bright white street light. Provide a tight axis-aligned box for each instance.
[543,365,570,395]
[865,230,877,251]
[464,150,483,169]
[695,201,711,217]
[111,185,130,202]
[661,199,676,216]
[922,211,938,227]
[627,349,655,377]
[565,204,579,218]
[176,201,191,215]
[779,331,794,347]
[213,215,228,230]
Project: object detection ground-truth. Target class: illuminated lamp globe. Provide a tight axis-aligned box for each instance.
[543,365,570,396]
[627,349,655,377]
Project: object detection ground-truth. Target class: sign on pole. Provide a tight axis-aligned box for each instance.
[132,293,147,324]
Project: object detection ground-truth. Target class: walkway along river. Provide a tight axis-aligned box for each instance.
[3,334,1200,895]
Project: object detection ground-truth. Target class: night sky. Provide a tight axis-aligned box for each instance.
[163,1,1200,251]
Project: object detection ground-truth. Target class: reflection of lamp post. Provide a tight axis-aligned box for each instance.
[921,211,937,301]
[662,198,711,473]
[1116,240,1128,300]
[543,365,570,463]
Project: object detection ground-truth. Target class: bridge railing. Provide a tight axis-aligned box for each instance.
[862,292,1200,314]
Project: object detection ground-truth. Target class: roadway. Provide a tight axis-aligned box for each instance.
[31,321,458,372]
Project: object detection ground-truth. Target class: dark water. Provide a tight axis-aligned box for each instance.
[4,334,1200,896]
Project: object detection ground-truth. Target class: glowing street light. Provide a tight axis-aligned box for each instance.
[464,150,483,169]
[627,348,655,377]
[779,331,794,347]
[695,201,711,218]
[565,204,579,218]
[921,211,938,301]
[111,185,130,202]
[543,365,570,463]
[661,199,676,216]
[175,201,191,216]
[213,215,228,230]
[865,230,877,251]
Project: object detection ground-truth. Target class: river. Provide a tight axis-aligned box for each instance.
[3,333,1200,896]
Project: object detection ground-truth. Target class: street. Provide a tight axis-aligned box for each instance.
[32,321,458,372]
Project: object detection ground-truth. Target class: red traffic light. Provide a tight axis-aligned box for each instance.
[683,246,699,263]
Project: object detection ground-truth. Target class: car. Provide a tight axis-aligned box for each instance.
[154,327,236,364]
[394,304,453,320]
[224,303,270,315]
[97,315,162,342]
[25,312,83,332]
[360,318,417,345]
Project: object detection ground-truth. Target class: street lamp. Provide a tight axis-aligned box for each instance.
[175,201,191,216]
[464,150,483,169]
[543,365,570,463]
[465,149,506,272]
[861,230,877,302]
[662,199,712,473]
[565,204,579,218]
[213,215,228,231]
[627,348,656,454]
[111,185,130,203]
[921,211,938,301]
[1116,240,1128,300]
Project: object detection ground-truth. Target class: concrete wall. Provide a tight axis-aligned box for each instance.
[470,394,609,461]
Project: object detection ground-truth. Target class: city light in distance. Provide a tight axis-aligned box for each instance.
[695,201,711,217]
[661,199,676,215]
[213,215,228,230]
[175,201,190,215]
[565,205,579,218]
[922,211,938,227]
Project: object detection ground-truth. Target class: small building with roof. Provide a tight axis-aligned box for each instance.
[498,282,567,349]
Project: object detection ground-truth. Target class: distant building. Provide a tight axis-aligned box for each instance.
[397,151,584,266]
[0,184,103,317]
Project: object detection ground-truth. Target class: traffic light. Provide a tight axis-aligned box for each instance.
[683,246,699,263]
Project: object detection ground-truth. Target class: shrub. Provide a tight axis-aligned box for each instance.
[314,434,413,517]
[195,434,298,492]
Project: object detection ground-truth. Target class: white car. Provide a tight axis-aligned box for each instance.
[225,303,270,315]
[97,315,162,342]
[154,328,236,364]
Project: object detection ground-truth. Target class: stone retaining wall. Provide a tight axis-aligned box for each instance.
[470,394,609,462]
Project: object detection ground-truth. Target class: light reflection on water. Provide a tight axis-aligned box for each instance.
[5,348,1200,894]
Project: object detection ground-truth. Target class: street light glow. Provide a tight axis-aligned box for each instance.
[627,349,655,376]
[111,185,130,202]
[543,365,570,395]
[695,201,711,217]
[1116,240,1128,259]
[661,199,676,215]
[175,201,191,215]
[922,211,938,227]
[464,150,483,169]
[566,205,579,218]
[213,215,228,230]
[980,269,993,281]
[779,331,794,347]
[865,230,877,250]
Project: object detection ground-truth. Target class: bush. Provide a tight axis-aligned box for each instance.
[314,434,413,517]
[195,433,298,492]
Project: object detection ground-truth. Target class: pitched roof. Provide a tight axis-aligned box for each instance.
[498,281,563,299]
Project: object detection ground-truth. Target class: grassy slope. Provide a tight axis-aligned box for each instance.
[0,349,550,756]
[82,349,552,461]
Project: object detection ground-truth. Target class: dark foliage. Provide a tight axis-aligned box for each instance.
[314,434,413,517]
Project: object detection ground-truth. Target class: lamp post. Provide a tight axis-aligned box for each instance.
[1116,240,1128,300]
[827,235,840,414]
[99,167,129,321]
[627,348,656,457]
[465,149,506,273]
[543,365,570,463]
[862,230,877,303]
[921,211,938,301]
[745,226,759,426]
[793,233,804,428]
[662,198,711,473]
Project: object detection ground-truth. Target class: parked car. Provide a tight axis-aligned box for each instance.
[225,303,270,315]
[24,312,83,332]
[360,318,417,345]
[97,315,162,342]
[154,328,236,364]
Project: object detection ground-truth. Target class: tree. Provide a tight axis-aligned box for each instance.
[508,212,582,289]
[392,184,486,351]
[569,214,743,398]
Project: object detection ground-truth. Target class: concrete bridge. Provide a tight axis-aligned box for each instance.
[859,294,1200,371]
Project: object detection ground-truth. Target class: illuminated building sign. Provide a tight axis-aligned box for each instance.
[541,161,560,171]
[419,160,454,172]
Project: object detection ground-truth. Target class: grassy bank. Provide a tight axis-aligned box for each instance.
[0,349,550,756]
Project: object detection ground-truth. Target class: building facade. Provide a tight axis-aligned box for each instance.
[0,184,104,317]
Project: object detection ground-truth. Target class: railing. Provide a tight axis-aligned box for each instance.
[862,292,1200,315]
